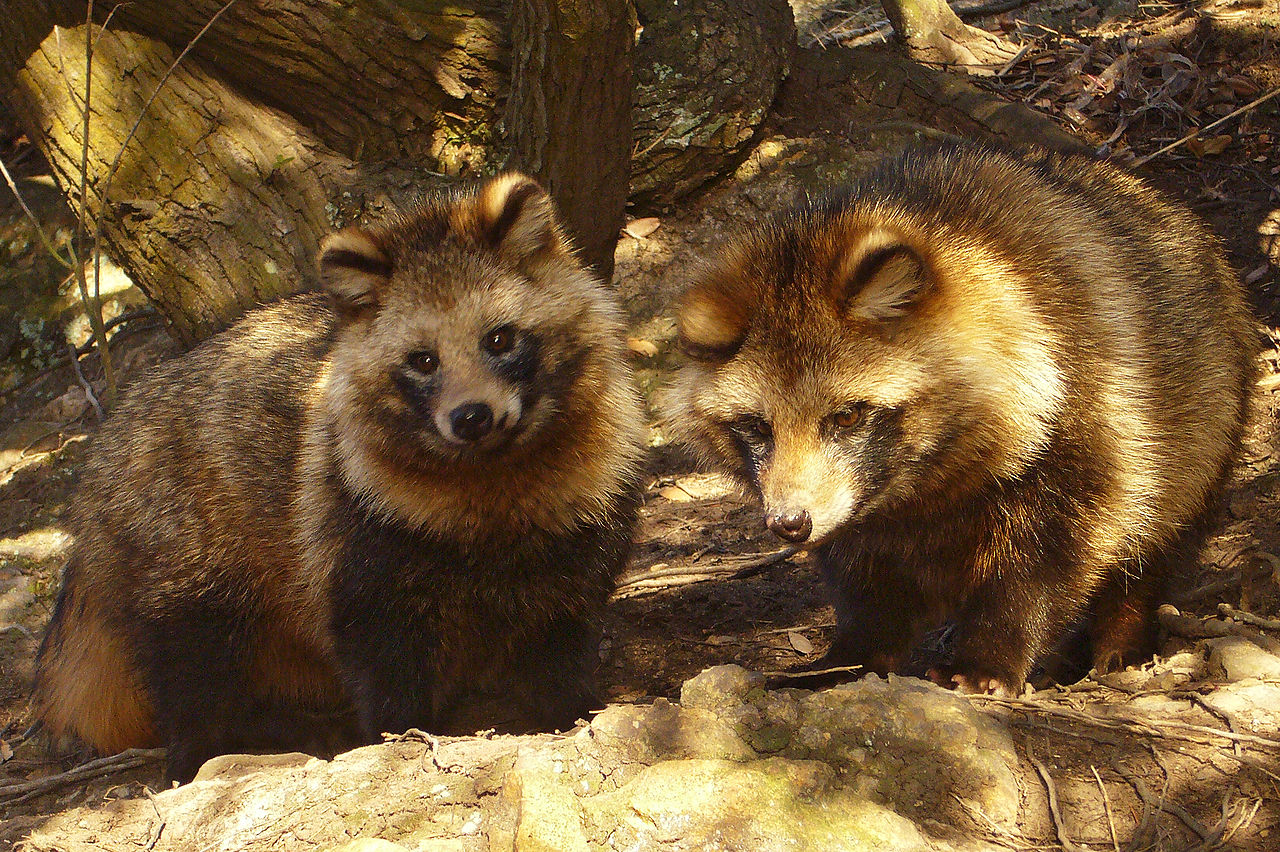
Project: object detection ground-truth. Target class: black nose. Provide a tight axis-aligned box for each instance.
[766,510,812,543]
[449,403,494,442]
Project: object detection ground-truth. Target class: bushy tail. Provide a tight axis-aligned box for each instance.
[32,566,157,754]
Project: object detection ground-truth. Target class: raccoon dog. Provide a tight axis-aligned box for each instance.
[33,174,646,781]
[666,143,1257,695]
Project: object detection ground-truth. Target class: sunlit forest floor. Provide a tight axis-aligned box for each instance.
[3,0,1280,848]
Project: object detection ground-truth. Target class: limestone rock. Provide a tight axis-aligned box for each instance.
[23,667,1021,852]
[1208,636,1280,681]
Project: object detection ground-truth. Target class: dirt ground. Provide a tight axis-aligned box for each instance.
[3,0,1280,849]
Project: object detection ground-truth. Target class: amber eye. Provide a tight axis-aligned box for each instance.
[483,325,516,355]
[408,350,439,375]
[733,415,772,444]
[832,405,864,430]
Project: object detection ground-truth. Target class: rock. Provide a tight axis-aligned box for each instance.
[679,663,767,711]
[325,841,410,852]
[583,757,933,851]
[1207,636,1280,681]
[22,667,1020,852]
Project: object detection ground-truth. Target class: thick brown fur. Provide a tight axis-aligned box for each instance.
[664,142,1258,695]
[33,174,646,781]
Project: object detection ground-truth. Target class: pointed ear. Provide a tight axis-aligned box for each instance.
[318,227,391,316]
[677,273,751,361]
[473,172,566,261]
[840,230,931,323]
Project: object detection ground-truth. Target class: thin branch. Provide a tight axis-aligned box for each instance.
[1131,86,1280,167]
[0,748,165,805]
[143,786,167,851]
[0,156,74,268]
[82,0,239,403]
[67,341,104,422]
[1218,603,1280,631]
[969,693,1280,751]
[613,546,799,595]
[69,0,118,404]
[758,663,864,680]
[0,310,161,408]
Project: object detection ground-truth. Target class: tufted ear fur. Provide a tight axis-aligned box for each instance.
[318,227,391,316]
[840,229,931,323]
[470,173,567,262]
[677,272,751,361]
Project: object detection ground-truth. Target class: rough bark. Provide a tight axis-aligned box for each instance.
[631,0,794,209]
[105,0,509,174]
[505,0,634,281]
[10,25,340,345]
[0,1,792,342]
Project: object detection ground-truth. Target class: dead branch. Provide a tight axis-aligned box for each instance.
[758,663,863,680]
[1091,765,1121,852]
[0,748,164,805]
[67,341,103,422]
[1217,603,1280,631]
[613,547,799,595]
[143,786,166,851]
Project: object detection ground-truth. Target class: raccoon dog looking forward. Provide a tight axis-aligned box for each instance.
[666,143,1257,695]
[33,174,646,781]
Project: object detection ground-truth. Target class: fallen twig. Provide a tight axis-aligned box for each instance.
[758,663,863,680]
[143,786,166,851]
[0,311,161,409]
[0,747,164,805]
[67,341,104,422]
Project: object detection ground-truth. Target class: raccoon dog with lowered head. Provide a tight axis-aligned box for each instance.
[33,174,646,781]
[666,143,1257,695]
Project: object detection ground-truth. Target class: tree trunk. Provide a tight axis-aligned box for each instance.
[631,0,794,210]
[505,0,634,281]
[880,0,1017,72]
[0,1,792,343]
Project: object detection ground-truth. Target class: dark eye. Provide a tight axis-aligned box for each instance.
[732,415,773,444]
[483,325,516,355]
[408,350,439,375]
[831,404,865,430]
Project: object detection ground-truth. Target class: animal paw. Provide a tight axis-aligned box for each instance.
[926,665,1019,697]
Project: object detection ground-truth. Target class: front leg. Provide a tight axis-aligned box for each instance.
[513,615,604,731]
[774,544,933,689]
[330,584,444,741]
[928,558,1093,696]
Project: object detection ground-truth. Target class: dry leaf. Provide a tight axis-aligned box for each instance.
[627,337,659,358]
[788,631,814,655]
[622,217,661,239]
[1201,134,1232,155]
[1225,75,1261,97]
[0,738,12,763]
[657,485,695,502]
